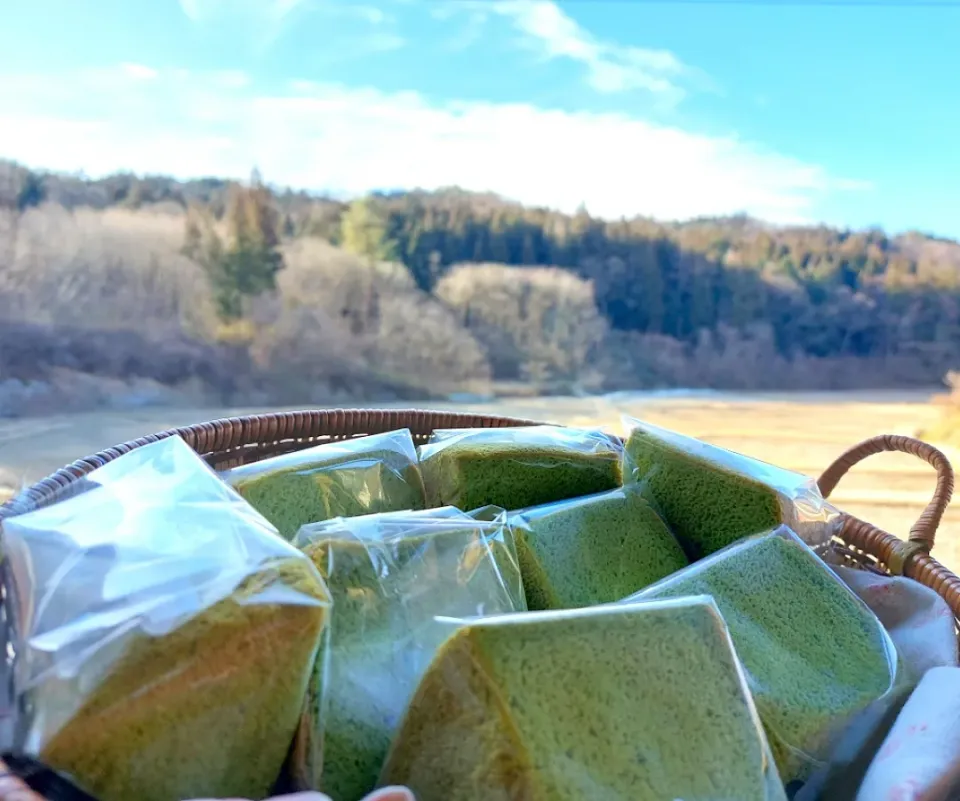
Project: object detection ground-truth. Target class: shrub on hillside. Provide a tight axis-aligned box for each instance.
[435,264,606,388]
[0,203,213,337]
[0,206,489,403]
[274,239,492,393]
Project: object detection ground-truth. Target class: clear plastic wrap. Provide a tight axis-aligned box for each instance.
[295,508,526,801]
[220,429,427,540]
[418,425,623,512]
[623,526,905,786]
[379,597,788,801]
[293,505,477,548]
[0,436,331,801]
[622,416,839,557]
[506,483,688,610]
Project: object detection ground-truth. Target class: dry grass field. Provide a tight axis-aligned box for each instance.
[1,389,958,572]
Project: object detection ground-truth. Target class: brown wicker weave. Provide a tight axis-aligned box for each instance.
[0,409,957,800]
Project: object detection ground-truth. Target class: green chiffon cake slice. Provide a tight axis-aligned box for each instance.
[300,514,524,801]
[221,429,427,540]
[508,485,688,610]
[380,598,787,801]
[3,436,333,801]
[623,417,837,557]
[624,528,903,784]
[40,558,330,801]
[418,426,622,511]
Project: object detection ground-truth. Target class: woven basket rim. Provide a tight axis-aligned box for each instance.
[1,407,956,586]
[0,406,958,801]
[2,407,956,602]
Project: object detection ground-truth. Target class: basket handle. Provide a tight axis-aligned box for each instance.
[817,434,954,553]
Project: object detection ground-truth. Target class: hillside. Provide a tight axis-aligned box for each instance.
[1,159,959,415]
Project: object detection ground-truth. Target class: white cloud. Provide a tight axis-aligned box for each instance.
[0,65,867,224]
[120,63,159,81]
[211,70,251,89]
[451,0,705,101]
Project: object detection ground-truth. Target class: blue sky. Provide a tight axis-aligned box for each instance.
[0,0,958,237]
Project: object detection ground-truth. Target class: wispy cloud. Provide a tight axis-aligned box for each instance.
[177,0,314,52]
[178,0,307,24]
[0,64,866,224]
[178,0,405,54]
[445,0,708,103]
[364,31,406,52]
[177,0,203,23]
[346,5,391,25]
[211,70,252,89]
[120,63,159,81]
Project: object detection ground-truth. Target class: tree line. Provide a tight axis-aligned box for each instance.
[4,159,960,389]
[341,189,960,373]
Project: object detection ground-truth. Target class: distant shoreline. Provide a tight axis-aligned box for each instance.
[0,384,942,422]
[593,387,941,404]
[0,389,944,499]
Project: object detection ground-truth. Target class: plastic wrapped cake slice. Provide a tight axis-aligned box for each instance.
[221,429,427,540]
[418,425,623,512]
[380,597,787,801]
[296,508,525,801]
[1,436,331,801]
[624,526,905,784]
[623,416,839,557]
[506,484,688,610]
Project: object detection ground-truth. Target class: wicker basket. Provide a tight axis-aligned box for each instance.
[0,408,957,800]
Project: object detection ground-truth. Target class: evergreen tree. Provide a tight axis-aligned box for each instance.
[340,196,397,263]
[16,170,45,211]
[183,168,284,322]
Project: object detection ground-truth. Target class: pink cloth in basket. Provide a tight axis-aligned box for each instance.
[828,564,958,677]
[856,666,960,801]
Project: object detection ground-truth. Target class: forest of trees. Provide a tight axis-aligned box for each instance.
[1,158,959,412]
